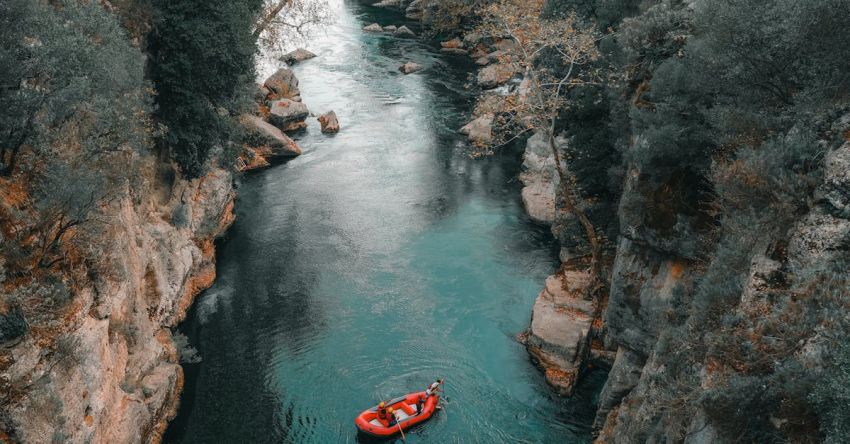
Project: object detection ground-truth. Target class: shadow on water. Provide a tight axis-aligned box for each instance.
[164,1,606,443]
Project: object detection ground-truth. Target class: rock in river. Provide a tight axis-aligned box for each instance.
[525,271,594,396]
[240,115,302,157]
[458,114,493,146]
[268,99,310,132]
[264,67,302,102]
[399,62,423,74]
[363,23,383,32]
[382,25,398,33]
[318,111,340,134]
[394,25,416,38]
[280,48,316,65]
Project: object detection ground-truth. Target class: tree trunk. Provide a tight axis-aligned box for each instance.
[253,0,291,39]
[546,128,601,299]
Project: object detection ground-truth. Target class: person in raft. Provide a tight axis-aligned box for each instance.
[418,378,444,413]
[377,402,388,421]
[386,407,397,426]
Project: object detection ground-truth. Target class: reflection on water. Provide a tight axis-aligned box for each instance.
[164,1,603,443]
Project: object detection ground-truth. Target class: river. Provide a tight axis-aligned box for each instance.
[163,1,603,442]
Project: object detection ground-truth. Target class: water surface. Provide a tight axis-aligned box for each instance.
[165,2,602,442]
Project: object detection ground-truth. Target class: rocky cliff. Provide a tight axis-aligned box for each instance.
[0,162,235,443]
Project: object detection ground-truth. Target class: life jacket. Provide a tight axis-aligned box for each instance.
[377,407,388,420]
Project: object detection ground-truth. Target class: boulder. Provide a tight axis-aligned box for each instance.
[363,23,383,32]
[318,111,340,134]
[268,99,310,132]
[399,61,423,74]
[382,25,398,33]
[394,25,416,38]
[373,0,401,7]
[280,48,316,65]
[440,37,464,49]
[477,63,514,89]
[526,272,595,396]
[239,115,302,157]
[263,68,302,102]
[405,0,424,20]
[458,114,493,146]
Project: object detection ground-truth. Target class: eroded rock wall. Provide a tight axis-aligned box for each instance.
[2,165,234,444]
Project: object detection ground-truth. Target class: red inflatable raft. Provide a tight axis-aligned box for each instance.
[354,391,439,438]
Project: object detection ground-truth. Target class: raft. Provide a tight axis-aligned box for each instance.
[354,391,439,438]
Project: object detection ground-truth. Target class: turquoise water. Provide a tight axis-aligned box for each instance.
[164,2,603,442]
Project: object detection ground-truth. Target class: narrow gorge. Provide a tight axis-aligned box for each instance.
[2,0,849,443]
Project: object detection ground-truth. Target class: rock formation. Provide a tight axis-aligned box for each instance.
[363,23,383,32]
[458,114,494,146]
[268,99,310,132]
[318,111,340,134]
[393,26,416,38]
[399,62,423,74]
[280,48,316,65]
[1,164,235,443]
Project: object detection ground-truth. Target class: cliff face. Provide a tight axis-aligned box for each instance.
[1,163,234,443]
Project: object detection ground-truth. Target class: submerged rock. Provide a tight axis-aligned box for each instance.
[268,99,310,132]
[263,67,302,102]
[394,25,416,38]
[318,111,340,134]
[399,61,423,74]
[363,23,383,32]
[382,25,398,33]
[440,47,468,56]
[280,48,316,65]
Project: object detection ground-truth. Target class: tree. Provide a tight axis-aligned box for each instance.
[474,0,605,292]
[149,0,263,178]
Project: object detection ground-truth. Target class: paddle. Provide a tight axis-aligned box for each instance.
[397,420,406,442]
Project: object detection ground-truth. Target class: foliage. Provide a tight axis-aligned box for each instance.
[149,0,262,178]
[172,331,202,364]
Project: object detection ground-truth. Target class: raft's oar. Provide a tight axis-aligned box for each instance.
[396,418,406,442]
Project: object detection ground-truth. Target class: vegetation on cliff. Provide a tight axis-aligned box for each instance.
[423,0,850,440]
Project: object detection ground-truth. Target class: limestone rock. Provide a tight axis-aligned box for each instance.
[394,25,416,38]
[399,61,423,74]
[593,347,646,429]
[526,272,595,396]
[318,111,340,134]
[363,23,383,32]
[458,114,493,146]
[607,237,694,355]
[520,132,558,225]
[280,48,316,65]
[268,99,310,132]
[263,67,302,102]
